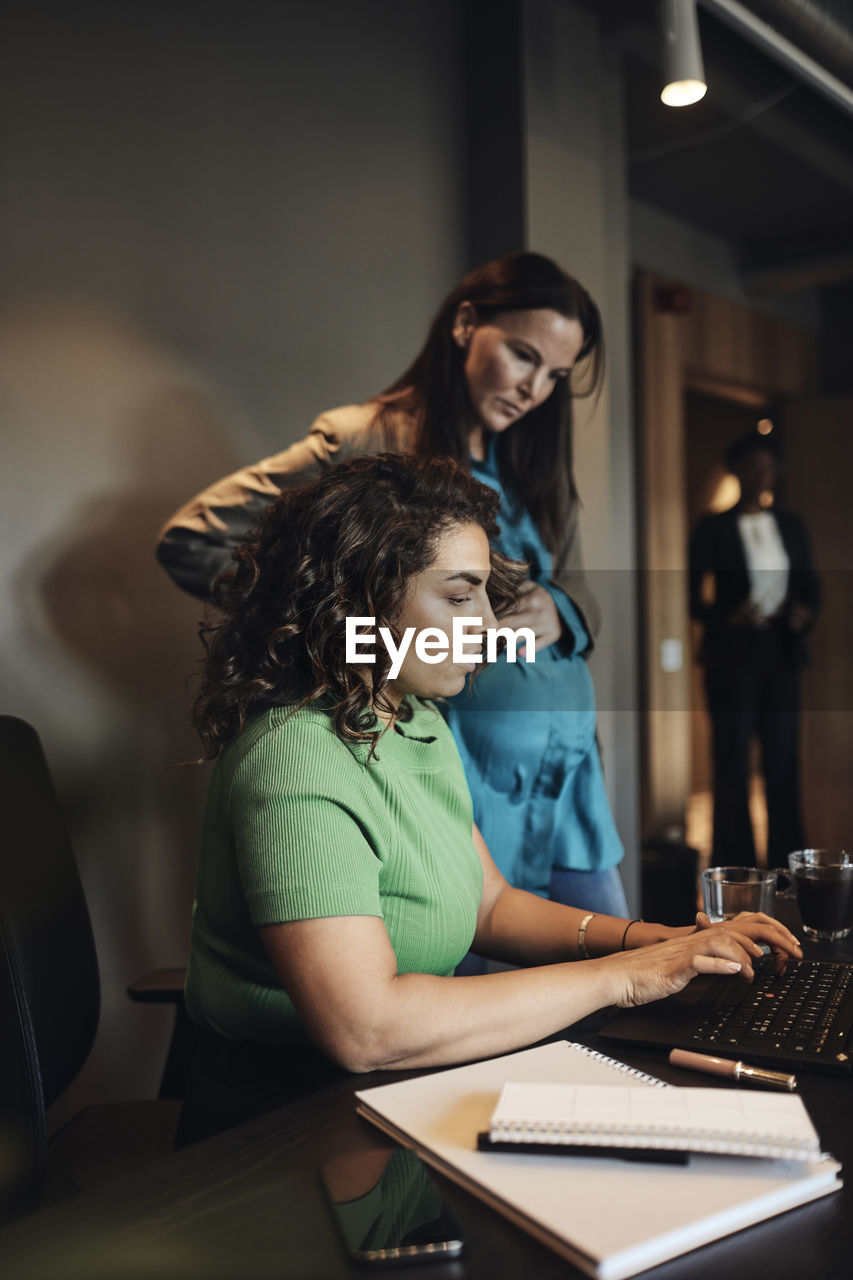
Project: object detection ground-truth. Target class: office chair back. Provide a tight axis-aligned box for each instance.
[0,716,100,1218]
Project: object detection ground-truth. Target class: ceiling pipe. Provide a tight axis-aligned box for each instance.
[744,1,853,85]
[699,0,853,116]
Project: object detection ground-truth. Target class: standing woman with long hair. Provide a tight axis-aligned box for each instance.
[157,252,627,918]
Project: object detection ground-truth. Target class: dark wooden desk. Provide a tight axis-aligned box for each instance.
[3,925,851,1280]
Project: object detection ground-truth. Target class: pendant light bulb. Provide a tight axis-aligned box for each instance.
[661,0,708,106]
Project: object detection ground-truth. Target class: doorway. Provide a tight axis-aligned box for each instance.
[634,268,819,852]
[683,390,775,869]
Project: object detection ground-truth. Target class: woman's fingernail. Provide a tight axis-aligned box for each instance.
[725,961,742,972]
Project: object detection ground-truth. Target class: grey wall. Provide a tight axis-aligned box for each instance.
[1,0,467,1125]
[1,0,646,1123]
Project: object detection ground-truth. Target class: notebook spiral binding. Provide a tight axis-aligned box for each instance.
[491,1119,818,1159]
[567,1042,670,1089]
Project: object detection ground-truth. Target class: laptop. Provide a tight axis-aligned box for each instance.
[598,953,853,1074]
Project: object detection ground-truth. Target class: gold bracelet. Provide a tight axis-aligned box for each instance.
[578,912,595,959]
[620,918,643,950]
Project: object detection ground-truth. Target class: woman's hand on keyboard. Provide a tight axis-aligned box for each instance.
[608,915,803,1008]
[692,910,802,975]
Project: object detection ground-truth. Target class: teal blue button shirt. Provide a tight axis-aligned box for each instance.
[443,440,624,895]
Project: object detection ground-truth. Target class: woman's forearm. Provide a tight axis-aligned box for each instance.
[472,884,673,965]
[264,910,800,1078]
[304,922,792,1075]
[335,961,621,1072]
[269,913,625,1074]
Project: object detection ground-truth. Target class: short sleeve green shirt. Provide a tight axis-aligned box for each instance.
[185,698,483,1044]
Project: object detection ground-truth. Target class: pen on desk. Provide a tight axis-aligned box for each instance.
[669,1048,797,1091]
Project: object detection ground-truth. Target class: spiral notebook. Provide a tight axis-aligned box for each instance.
[484,1081,822,1161]
[355,1040,841,1280]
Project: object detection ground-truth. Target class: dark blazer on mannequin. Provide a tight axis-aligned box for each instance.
[689,506,820,668]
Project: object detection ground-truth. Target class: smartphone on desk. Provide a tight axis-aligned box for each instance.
[319,1143,464,1266]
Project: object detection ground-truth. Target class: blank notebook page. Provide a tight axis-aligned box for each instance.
[489,1083,821,1159]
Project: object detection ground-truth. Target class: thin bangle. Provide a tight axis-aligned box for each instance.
[621,918,643,950]
[578,912,595,959]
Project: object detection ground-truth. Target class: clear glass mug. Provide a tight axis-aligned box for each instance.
[700,866,791,922]
[787,849,853,941]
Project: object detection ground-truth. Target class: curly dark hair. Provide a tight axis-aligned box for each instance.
[192,453,526,758]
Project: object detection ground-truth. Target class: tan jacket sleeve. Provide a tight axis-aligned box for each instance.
[155,405,384,599]
[156,400,600,646]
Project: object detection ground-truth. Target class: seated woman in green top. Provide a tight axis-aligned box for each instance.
[179,453,801,1145]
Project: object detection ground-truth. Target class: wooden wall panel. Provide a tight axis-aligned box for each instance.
[635,273,691,831]
[784,397,853,850]
[680,290,818,395]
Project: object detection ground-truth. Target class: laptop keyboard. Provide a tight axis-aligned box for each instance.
[691,956,853,1059]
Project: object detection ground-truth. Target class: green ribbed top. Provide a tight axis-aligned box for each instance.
[185,697,483,1044]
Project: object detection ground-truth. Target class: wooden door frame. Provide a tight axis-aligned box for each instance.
[634,270,819,841]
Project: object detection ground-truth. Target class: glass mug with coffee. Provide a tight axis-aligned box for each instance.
[788,849,853,941]
[700,867,787,922]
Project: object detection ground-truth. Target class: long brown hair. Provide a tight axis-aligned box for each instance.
[193,453,525,758]
[375,251,604,554]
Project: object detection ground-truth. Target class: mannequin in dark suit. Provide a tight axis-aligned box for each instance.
[689,435,820,868]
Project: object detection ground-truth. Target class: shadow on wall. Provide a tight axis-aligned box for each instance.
[1,301,241,1123]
